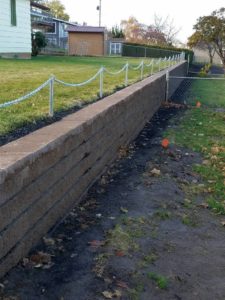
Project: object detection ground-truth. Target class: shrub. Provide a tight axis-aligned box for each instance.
[32,32,47,56]
[199,63,212,77]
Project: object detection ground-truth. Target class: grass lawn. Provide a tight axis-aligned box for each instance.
[166,78,225,214]
[0,56,169,137]
[181,78,225,108]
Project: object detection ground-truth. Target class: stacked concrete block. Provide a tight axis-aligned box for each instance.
[0,62,187,278]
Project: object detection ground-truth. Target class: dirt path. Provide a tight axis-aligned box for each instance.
[1,107,225,300]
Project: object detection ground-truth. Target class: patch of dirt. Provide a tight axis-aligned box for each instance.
[1,106,225,300]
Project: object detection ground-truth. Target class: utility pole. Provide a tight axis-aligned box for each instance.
[97,0,102,27]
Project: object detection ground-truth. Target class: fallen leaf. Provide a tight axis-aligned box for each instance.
[120,207,128,214]
[211,146,220,154]
[96,213,102,218]
[118,146,129,158]
[161,138,169,149]
[221,221,225,227]
[202,160,210,166]
[43,237,55,247]
[34,263,43,269]
[198,203,209,209]
[0,283,5,290]
[88,240,105,249]
[115,250,125,257]
[114,289,122,297]
[116,281,128,289]
[150,168,161,176]
[80,224,89,230]
[30,251,51,265]
[102,291,113,299]
[22,257,30,267]
[100,176,109,185]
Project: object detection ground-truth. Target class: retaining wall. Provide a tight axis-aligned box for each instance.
[0,62,187,278]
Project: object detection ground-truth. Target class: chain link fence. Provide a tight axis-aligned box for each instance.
[168,73,225,108]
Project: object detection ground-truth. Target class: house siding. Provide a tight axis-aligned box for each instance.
[0,0,31,56]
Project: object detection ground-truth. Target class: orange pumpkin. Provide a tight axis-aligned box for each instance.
[161,138,169,149]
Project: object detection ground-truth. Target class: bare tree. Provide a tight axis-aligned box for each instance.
[153,15,180,45]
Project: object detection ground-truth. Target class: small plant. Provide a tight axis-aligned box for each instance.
[32,31,47,56]
[207,198,225,215]
[154,210,171,220]
[128,283,144,300]
[199,63,211,77]
[147,272,169,289]
[182,214,197,227]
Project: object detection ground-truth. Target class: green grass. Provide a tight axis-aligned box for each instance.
[166,102,225,214]
[183,79,225,108]
[154,210,171,220]
[147,272,169,289]
[0,55,170,137]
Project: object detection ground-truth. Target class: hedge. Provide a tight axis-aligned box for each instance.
[122,43,194,63]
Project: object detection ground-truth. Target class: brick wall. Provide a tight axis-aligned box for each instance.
[0,62,187,278]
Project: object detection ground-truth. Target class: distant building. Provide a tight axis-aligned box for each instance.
[108,38,125,55]
[0,0,31,58]
[31,1,77,50]
[67,26,106,56]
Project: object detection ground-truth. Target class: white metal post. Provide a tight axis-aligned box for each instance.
[158,58,161,71]
[49,76,54,117]
[141,60,144,80]
[151,60,154,75]
[187,54,190,75]
[166,71,169,102]
[125,63,129,86]
[99,67,104,98]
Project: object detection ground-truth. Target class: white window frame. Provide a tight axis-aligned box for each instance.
[110,42,122,55]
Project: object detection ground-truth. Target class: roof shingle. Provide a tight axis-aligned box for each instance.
[67,26,105,33]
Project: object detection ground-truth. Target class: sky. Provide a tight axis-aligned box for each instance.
[61,0,225,43]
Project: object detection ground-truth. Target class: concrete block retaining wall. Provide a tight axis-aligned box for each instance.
[0,62,187,278]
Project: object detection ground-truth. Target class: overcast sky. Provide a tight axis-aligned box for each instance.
[61,0,225,43]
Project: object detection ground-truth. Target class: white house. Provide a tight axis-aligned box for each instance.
[0,0,31,58]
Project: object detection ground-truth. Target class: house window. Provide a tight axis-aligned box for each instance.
[110,43,122,55]
[10,0,17,26]
[46,22,56,34]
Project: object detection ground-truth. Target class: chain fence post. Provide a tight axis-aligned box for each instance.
[49,76,55,117]
[141,60,144,80]
[151,60,154,75]
[158,58,161,71]
[125,62,129,86]
[187,54,190,75]
[99,67,104,98]
[166,70,169,103]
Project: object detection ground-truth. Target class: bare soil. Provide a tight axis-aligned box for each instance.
[1,106,225,300]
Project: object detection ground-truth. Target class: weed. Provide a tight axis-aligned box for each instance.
[207,198,225,215]
[147,272,169,289]
[107,224,139,253]
[139,252,158,268]
[154,210,171,220]
[182,214,197,227]
[128,283,144,300]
